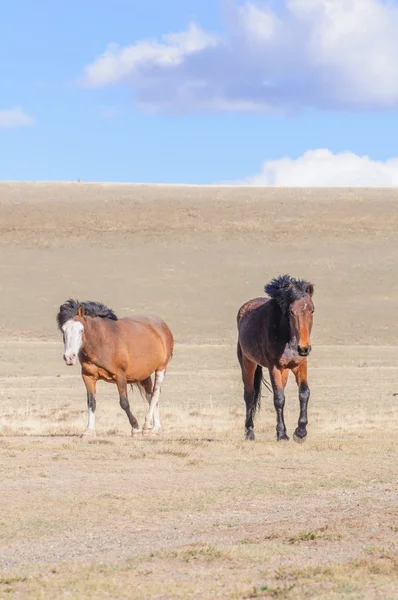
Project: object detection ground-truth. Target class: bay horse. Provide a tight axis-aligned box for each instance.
[56,299,174,437]
[237,275,314,442]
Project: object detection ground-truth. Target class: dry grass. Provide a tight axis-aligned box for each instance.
[1,184,398,598]
[0,535,397,599]
[0,344,397,598]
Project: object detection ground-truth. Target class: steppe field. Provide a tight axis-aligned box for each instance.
[0,182,398,599]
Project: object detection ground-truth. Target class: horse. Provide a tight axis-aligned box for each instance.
[56,299,174,437]
[237,275,315,442]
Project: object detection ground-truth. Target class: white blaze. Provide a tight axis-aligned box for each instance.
[62,319,84,365]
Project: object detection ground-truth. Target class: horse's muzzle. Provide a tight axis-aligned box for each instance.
[64,354,77,366]
[298,345,311,357]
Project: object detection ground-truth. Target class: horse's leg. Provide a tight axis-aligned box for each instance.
[238,344,257,440]
[269,366,290,441]
[82,374,97,437]
[116,375,141,436]
[292,360,310,443]
[141,376,162,433]
[152,401,161,433]
[142,369,165,435]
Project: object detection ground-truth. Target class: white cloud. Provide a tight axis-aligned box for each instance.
[80,0,398,113]
[82,23,218,88]
[239,149,398,186]
[236,2,281,44]
[0,107,35,129]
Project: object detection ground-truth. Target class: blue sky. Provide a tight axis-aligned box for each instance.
[1,0,398,185]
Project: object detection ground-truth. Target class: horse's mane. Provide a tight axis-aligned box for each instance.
[264,275,314,312]
[57,299,118,330]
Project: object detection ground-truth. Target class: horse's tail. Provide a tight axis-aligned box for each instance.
[253,365,272,415]
[253,365,263,415]
[237,341,243,367]
[130,383,146,399]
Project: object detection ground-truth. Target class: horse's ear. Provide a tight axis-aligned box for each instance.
[77,305,85,318]
[306,283,314,297]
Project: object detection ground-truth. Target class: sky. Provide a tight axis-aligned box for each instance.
[2,0,398,185]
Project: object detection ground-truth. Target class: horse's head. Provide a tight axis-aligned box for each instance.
[61,306,86,366]
[288,283,314,357]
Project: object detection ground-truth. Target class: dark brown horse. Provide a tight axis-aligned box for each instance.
[237,275,314,442]
[57,299,174,437]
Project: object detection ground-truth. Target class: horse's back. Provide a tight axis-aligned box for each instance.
[119,314,174,359]
[237,297,269,326]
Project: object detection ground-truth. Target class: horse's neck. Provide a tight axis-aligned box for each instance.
[271,305,295,347]
[81,318,102,358]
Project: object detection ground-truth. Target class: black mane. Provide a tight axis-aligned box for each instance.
[264,275,314,312]
[56,299,118,330]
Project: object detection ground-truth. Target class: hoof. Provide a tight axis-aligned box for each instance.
[277,434,290,442]
[245,429,255,441]
[131,429,143,438]
[142,428,161,437]
[293,431,307,444]
[82,429,96,439]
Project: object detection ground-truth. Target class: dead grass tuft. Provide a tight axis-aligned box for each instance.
[287,526,342,545]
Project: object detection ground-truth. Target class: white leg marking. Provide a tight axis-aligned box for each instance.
[152,403,161,433]
[143,370,165,431]
[83,407,96,437]
[145,392,154,428]
[88,407,96,430]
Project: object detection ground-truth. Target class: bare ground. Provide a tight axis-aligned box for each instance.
[0,183,397,599]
